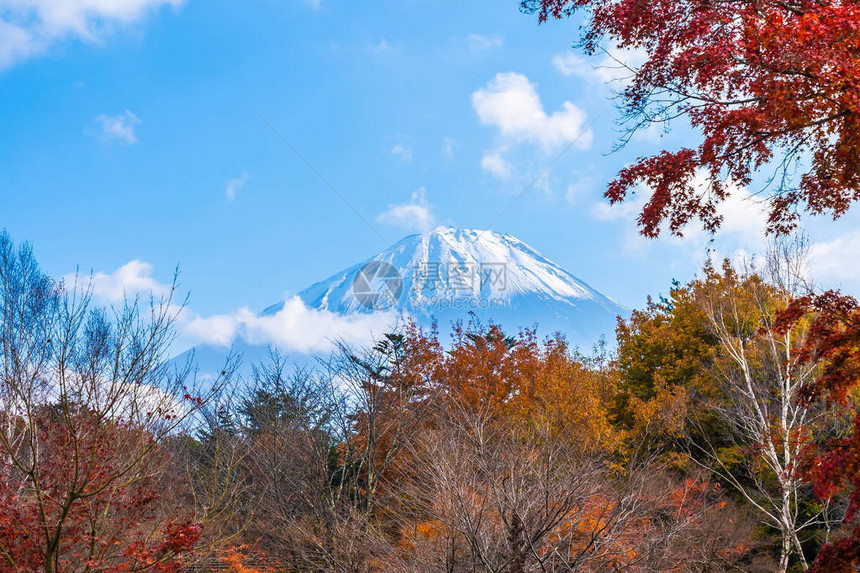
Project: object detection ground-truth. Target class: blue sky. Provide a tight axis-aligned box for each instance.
[2,0,859,352]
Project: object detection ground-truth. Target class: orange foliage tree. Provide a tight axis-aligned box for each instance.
[615,247,846,571]
[369,320,746,571]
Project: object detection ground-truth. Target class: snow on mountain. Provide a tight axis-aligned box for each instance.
[262,226,626,348]
[176,227,626,377]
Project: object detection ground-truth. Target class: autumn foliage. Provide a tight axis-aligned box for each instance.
[7,226,859,570]
[226,318,776,571]
[521,0,860,567]
[775,292,860,571]
[523,0,860,237]
[0,231,232,572]
[0,407,201,572]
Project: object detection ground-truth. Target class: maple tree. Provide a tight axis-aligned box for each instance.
[0,231,230,572]
[0,405,202,572]
[522,0,860,236]
[775,292,860,571]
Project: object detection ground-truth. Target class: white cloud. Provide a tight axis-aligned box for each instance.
[473,72,592,179]
[711,184,769,246]
[553,46,647,87]
[595,170,767,240]
[66,259,168,303]
[464,33,502,52]
[182,297,394,354]
[809,230,860,292]
[555,47,665,143]
[631,121,665,143]
[93,110,140,144]
[226,171,249,201]
[390,143,412,162]
[331,37,400,58]
[443,33,503,64]
[480,151,514,179]
[0,17,36,68]
[76,259,396,355]
[591,188,646,223]
[474,72,592,151]
[0,0,183,70]
[375,187,435,232]
[181,313,237,348]
[553,53,592,78]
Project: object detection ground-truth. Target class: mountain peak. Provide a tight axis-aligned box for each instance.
[263,226,626,346]
[417,225,515,243]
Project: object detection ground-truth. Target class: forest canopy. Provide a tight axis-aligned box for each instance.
[1,230,856,572]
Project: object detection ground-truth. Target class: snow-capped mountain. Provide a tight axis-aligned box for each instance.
[262,226,626,347]
[176,227,626,377]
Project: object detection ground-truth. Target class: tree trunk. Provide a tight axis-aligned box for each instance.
[778,530,791,573]
[508,514,527,573]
